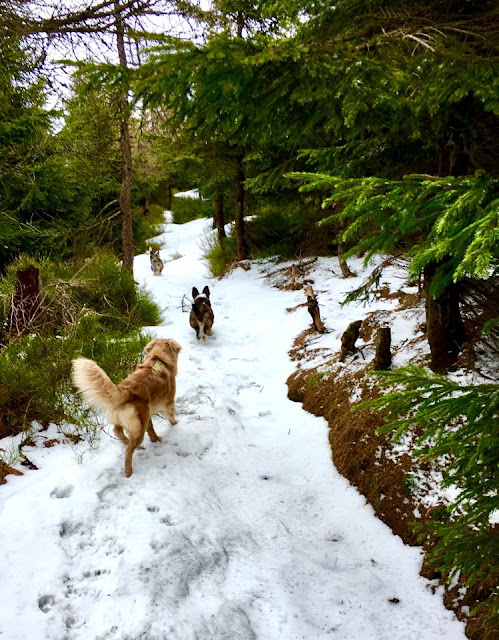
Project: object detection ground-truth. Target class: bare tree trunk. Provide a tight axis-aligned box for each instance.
[142,195,150,217]
[424,262,466,372]
[373,327,392,370]
[214,192,226,244]
[9,267,42,336]
[114,0,134,275]
[235,156,247,260]
[338,242,356,278]
[339,320,362,361]
[236,10,244,37]
[167,182,173,211]
[304,286,326,333]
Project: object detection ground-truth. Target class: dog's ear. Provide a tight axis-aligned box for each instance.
[167,339,182,354]
[202,286,210,298]
[192,287,199,299]
[143,338,158,354]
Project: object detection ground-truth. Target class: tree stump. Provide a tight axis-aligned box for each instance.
[9,266,42,335]
[304,286,326,333]
[339,320,362,361]
[373,327,392,370]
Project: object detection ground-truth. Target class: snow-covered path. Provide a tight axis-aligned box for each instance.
[0,217,466,640]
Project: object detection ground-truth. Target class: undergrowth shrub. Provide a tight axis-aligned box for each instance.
[361,365,499,626]
[0,324,150,439]
[203,233,238,278]
[171,194,211,224]
[245,203,333,258]
[0,252,160,439]
[202,201,333,277]
[133,204,167,255]
[0,251,160,333]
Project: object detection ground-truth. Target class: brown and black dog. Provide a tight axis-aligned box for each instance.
[72,338,181,477]
[149,248,164,276]
[189,286,214,341]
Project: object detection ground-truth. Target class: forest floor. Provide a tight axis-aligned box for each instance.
[0,214,473,640]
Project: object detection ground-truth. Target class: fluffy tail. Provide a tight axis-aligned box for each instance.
[72,358,128,410]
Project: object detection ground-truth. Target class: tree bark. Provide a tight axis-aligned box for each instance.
[9,267,42,335]
[340,320,362,361]
[424,262,466,372]
[114,0,134,275]
[304,286,326,333]
[338,242,355,278]
[214,192,226,244]
[167,182,173,211]
[234,156,247,260]
[141,195,150,217]
[373,327,392,370]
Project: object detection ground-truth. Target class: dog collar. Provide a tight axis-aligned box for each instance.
[152,360,167,373]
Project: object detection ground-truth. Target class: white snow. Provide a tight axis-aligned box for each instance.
[173,189,201,199]
[0,215,466,640]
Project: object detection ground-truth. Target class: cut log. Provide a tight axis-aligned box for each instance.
[373,327,392,370]
[304,286,326,333]
[339,320,362,361]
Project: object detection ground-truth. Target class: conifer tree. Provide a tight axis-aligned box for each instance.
[293,171,499,369]
[361,365,499,622]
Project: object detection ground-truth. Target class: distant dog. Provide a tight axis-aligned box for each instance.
[190,286,214,341]
[72,338,181,477]
[149,248,164,276]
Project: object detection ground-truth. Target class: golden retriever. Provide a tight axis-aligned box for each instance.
[72,338,181,477]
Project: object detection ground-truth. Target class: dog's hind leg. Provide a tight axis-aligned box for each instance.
[123,410,146,477]
[147,419,162,443]
[114,425,129,445]
[124,435,143,478]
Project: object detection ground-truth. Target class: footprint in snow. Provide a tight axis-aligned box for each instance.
[50,485,74,499]
[97,482,119,501]
[38,594,55,613]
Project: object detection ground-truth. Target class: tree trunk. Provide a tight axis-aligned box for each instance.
[424,262,466,372]
[373,327,392,370]
[235,156,247,260]
[167,182,173,211]
[214,192,226,244]
[304,286,326,333]
[142,195,150,217]
[340,320,362,361]
[338,242,355,278]
[114,0,134,275]
[9,266,42,336]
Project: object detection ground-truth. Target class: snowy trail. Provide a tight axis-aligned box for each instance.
[0,217,466,640]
